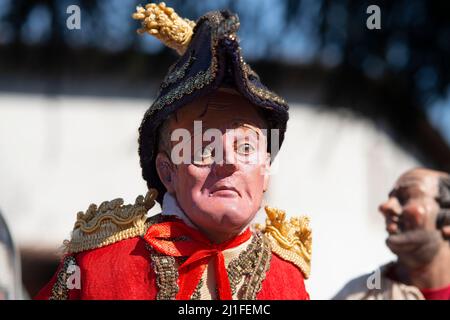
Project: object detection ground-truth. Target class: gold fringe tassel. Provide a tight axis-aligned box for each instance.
[132,2,196,55]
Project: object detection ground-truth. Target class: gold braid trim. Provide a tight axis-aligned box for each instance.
[49,255,77,300]
[132,2,196,55]
[65,189,158,254]
[255,206,312,279]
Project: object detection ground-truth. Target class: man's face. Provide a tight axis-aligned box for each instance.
[156,90,270,242]
[379,169,440,234]
[379,169,444,266]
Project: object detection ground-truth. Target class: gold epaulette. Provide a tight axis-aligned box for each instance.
[256,206,312,279]
[64,189,158,254]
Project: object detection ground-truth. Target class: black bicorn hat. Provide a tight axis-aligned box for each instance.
[133,2,289,203]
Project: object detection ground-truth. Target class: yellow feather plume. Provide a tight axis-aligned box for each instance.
[132,2,196,55]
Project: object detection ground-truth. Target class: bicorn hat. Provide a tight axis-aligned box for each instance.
[133,2,289,203]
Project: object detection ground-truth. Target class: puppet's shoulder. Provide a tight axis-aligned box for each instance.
[256,206,312,279]
[63,189,159,254]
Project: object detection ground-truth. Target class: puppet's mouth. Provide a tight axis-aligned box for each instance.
[209,185,240,197]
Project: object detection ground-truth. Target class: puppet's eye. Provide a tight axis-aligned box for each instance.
[236,142,255,155]
[193,145,214,165]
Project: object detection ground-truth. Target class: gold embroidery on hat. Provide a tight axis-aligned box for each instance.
[140,13,222,122]
[241,58,288,106]
[160,53,195,89]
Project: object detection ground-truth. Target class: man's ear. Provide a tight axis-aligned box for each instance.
[155,152,176,194]
[263,152,271,192]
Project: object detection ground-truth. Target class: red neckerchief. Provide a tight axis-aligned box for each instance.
[143,219,252,300]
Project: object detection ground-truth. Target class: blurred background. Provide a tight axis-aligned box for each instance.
[0,0,449,299]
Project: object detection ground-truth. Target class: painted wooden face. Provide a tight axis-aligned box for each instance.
[378,168,447,266]
[156,90,271,242]
[379,169,442,235]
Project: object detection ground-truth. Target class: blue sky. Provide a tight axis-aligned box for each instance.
[429,88,450,144]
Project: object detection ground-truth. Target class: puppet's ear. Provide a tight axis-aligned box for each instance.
[132,2,196,55]
[155,152,176,194]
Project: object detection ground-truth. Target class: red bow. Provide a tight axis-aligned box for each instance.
[144,220,252,300]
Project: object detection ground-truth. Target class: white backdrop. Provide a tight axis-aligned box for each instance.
[0,93,419,299]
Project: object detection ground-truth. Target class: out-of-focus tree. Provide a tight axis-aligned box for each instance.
[1,0,449,105]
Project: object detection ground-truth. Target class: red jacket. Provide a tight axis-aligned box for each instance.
[35,193,311,301]
[35,233,309,300]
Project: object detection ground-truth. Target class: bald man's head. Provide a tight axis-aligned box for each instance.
[436,174,450,236]
[379,168,450,268]
[399,167,449,185]
[399,169,450,227]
